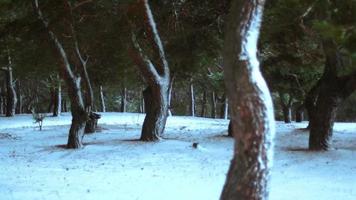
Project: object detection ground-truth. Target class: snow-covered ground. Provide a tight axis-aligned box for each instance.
[0,113,355,200]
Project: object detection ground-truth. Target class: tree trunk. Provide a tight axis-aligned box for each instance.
[66,77,87,148]
[2,61,17,117]
[129,0,170,142]
[167,73,175,116]
[221,0,274,199]
[201,90,207,117]
[0,88,4,115]
[62,98,68,112]
[224,96,229,120]
[189,81,195,117]
[308,39,345,150]
[295,104,304,122]
[141,86,169,141]
[308,86,340,150]
[211,91,217,118]
[15,80,22,114]
[281,105,292,123]
[53,78,62,117]
[227,120,233,137]
[304,81,321,129]
[220,94,228,119]
[120,86,126,112]
[100,85,106,112]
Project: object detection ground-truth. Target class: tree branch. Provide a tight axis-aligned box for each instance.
[131,32,161,85]
[33,0,75,80]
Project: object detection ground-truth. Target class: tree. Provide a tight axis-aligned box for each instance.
[33,0,92,148]
[129,0,170,141]
[220,0,275,199]
[303,0,356,150]
[1,51,17,117]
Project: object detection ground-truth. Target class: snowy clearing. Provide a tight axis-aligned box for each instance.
[0,113,355,200]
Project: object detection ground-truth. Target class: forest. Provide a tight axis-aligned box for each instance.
[0,0,355,200]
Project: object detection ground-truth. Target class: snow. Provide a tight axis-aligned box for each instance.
[1,113,355,200]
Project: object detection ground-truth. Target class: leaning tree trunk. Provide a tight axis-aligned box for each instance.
[100,85,106,112]
[34,0,88,148]
[130,0,170,141]
[15,80,23,114]
[308,39,343,150]
[167,73,175,116]
[221,0,275,200]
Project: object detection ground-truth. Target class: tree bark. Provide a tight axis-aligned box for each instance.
[120,86,126,112]
[221,0,275,199]
[100,85,106,112]
[227,120,233,137]
[15,80,22,114]
[53,77,62,117]
[211,91,217,118]
[201,90,207,117]
[281,105,292,123]
[189,81,195,117]
[295,104,304,122]
[224,96,229,120]
[167,73,175,116]
[141,86,169,141]
[130,0,170,141]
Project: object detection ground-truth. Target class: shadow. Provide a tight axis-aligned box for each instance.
[54,144,68,149]
[295,128,309,132]
[285,147,310,152]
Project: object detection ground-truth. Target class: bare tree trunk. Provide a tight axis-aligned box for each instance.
[279,92,292,123]
[219,94,227,119]
[15,80,23,114]
[130,0,170,141]
[221,0,274,199]
[211,91,217,118]
[189,81,195,117]
[139,87,145,113]
[281,105,292,123]
[295,103,304,122]
[200,90,207,117]
[62,98,68,113]
[100,85,106,112]
[0,88,4,115]
[167,73,175,116]
[53,77,62,117]
[2,52,17,117]
[224,96,229,120]
[120,86,126,112]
